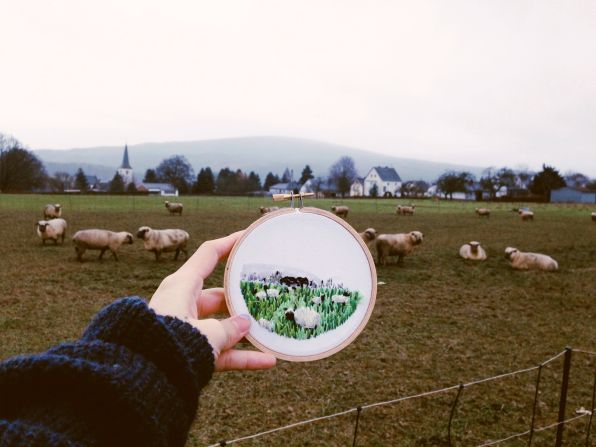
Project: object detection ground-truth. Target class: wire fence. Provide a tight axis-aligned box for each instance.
[208,348,596,447]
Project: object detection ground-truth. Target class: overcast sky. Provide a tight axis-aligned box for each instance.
[1,1,595,175]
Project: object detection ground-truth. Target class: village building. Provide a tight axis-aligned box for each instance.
[269,181,301,195]
[363,166,402,197]
[551,186,596,203]
[117,145,134,186]
[350,178,364,197]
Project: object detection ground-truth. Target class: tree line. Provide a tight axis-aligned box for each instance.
[1,132,595,200]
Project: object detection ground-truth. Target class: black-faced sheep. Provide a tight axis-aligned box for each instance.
[36,219,67,245]
[475,208,490,218]
[164,201,183,215]
[504,247,558,271]
[260,206,280,214]
[72,229,134,262]
[375,231,424,265]
[43,204,62,219]
[331,205,349,219]
[591,212,595,222]
[519,210,534,221]
[136,226,189,261]
[459,241,487,261]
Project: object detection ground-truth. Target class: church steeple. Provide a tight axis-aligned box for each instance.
[120,144,132,169]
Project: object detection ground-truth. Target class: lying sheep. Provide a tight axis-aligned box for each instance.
[331,205,349,219]
[475,208,490,218]
[136,226,189,261]
[164,201,184,215]
[375,230,424,265]
[504,247,558,271]
[359,228,377,249]
[43,203,62,219]
[36,218,67,245]
[396,205,415,216]
[260,206,280,214]
[519,210,534,221]
[72,229,134,262]
[459,241,487,261]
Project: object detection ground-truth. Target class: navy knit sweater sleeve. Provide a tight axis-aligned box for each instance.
[0,297,215,446]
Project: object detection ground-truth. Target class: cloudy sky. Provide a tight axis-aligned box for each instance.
[1,1,595,175]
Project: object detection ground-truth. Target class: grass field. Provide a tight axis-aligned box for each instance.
[1,194,595,446]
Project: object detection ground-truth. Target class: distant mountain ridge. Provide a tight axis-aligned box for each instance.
[35,136,485,182]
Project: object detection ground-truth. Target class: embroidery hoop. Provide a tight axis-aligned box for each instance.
[224,195,377,362]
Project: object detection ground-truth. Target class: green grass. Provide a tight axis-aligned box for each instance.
[0,194,595,446]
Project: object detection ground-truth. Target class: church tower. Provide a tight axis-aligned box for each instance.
[117,144,134,185]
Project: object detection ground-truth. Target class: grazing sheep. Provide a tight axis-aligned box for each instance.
[358,228,377,248]
[519,210,534,221]
[72,229,134,262]
[396,205,415,216]
[591,212,596,222]
[475,208,490,218]
[331,205,349,219]
[259,206,280,214]
[43,204,62,219]
[164,201,183,215]
[136,226,189,261]
[504,247,558,271]
[375,231,424,265]
[459,241,487,261]
[285,307,321,329]
[36,218,67,245]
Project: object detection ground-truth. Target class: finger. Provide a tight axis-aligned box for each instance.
[219,315,252,351]
[215,350,277,371]
[178,230,245,279]
[197,288,228,317]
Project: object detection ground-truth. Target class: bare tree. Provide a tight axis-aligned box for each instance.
[329,156,357,197]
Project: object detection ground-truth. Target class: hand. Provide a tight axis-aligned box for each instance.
[149,231,277,372]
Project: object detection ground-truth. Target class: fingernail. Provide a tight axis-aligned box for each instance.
[233,314,251,334]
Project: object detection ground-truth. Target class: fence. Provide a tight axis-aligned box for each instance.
[208,348,595,447]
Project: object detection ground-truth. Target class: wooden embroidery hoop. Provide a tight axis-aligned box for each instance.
[224,194,377,362]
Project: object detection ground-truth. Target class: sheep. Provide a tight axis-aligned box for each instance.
[331,205,349,219]
[396,205,415,216]
[36,218,67,245]
[475,208,490,218]
[375,231,424,265]
[164,201,183,215]
[136,226,189,261]
[358,228,377,248]
[259,206,280,214]
[591,212,596,222]
[43,204,62,219]
[285,307,321,329]
[459,241,487,261]
[519,210,534,221]
[72,229,134,262]
[504,247,558,271]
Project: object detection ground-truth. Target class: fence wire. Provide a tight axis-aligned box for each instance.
[207,348,596,447]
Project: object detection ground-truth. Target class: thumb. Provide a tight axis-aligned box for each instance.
[219,314,252,351]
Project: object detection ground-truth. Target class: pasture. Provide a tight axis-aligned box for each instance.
[0,194,595,446]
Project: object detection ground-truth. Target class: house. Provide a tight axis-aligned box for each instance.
[551,187,596,203]
[269,181,301,195]
[85,175,101,191]
[350,178,364,197]
[137,183,179,196]
[363,167,402,197]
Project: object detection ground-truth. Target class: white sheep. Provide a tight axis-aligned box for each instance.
[293,307,321,329]
[459,241,487,261]
[164,201,184,215]
[397,205,415,216]
[258,319,275,332]
[266,288,280,298]
[375,231,424,265]
[504,247,558,271]
[475,208,490,218]
[519,210,534,221]
[331,205,349,219]
[72,229,134,262]
[43,204,62,219]
[255,290,267,300]
[358,228,377,248]
[259,206,280,214]
[331,295,349,304]
[36,219,67,245]
[136,226,189,261]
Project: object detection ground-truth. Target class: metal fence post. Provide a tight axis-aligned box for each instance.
[586,368,596,447]
[448,384,464,447]
[555,347,573,447]
[352,406,362,447]
[528,364,543,446]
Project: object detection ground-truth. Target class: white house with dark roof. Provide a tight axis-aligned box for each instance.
[117,144,134,186]
[363,167,402,197]
[350,177,364,197]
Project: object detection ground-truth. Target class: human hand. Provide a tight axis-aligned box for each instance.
[149,231,276,371]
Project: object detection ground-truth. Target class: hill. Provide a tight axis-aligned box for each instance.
[35,136,484,182]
